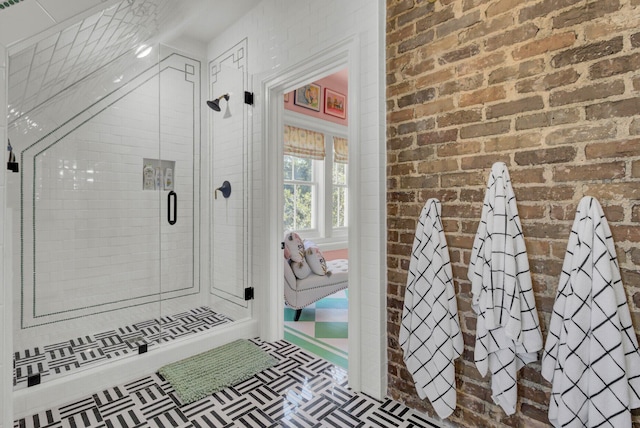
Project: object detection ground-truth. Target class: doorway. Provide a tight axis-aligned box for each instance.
[281,71,350,367]
[259,36,369,392]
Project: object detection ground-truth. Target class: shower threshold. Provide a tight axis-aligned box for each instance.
[13,306,234,390]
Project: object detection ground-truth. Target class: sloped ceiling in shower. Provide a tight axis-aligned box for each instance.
[0,0,120,47]
[5,0,262,127]
[7,0,178,125]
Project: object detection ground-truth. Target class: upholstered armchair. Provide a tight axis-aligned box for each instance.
[284,257,348,321]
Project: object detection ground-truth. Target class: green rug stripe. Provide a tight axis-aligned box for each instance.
[159,339,277,404]
[315,298,348,309]
[315,321,348,339]
[284,325,347,357]
[284,326,348,370]
[284,330,347,369]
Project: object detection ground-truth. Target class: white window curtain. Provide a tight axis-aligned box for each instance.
[333,136,348,164]
[284,125,325,160]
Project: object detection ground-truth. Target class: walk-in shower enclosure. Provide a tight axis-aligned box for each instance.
[6,0,252,396]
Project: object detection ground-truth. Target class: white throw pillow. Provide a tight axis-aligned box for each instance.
[291,258,312,279]
[305,246,330,276]
[284,258,297,286]
[284,232,305,263]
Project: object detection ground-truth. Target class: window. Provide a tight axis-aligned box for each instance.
[332,161,347,229]
[283,118,347,242]
[284,155,315,231]
[332,136,348,230]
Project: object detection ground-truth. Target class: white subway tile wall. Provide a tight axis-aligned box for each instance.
[207,0,386,397]
[10,50,208,358]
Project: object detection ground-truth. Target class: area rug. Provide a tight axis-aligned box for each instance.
[158,339,278,404]
[284,289,348,369]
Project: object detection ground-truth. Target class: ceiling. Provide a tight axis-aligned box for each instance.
[4,0,261,125]
[0,0,261,48]
[0,0,120,48]
[8,0,175,123]
[173,0,262,43]
[3,0,347,127]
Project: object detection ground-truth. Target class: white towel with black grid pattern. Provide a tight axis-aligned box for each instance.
[400,198,463,419]
[541,196,640,428]
[468,162,542,416]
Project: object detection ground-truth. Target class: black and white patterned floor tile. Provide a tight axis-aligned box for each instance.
[13,307,234,389]
[15,338,443,428]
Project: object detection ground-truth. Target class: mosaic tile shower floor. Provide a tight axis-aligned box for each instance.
[13,307,234,389]
[14,338,442,428]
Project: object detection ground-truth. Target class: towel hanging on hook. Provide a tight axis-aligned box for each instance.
[468,162,542,415]
[541,196,640,427]
[400,198,462,419]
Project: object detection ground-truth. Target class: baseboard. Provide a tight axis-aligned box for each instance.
[284,326,348,369]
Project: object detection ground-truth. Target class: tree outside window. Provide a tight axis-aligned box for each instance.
[284,155,314,231]
[333,160,348,229]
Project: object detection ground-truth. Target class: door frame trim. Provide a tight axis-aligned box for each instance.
[259,35,373,394]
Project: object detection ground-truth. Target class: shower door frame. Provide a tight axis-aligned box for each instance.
[2,79,13,428]
[208,38,254,319]
[13,50,204,330]
[7,46,211,396]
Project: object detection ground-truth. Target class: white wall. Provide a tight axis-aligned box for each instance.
[207,0,387,398]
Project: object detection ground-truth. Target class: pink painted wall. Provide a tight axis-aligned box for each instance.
[285,68,348,126]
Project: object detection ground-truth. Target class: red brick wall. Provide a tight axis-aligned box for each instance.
[386,1,640,426]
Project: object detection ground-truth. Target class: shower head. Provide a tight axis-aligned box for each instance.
[207,93,230,112]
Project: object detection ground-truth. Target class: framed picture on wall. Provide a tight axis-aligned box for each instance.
[294,83,321,111]
[324,88,346,119]
[284,92,290,102]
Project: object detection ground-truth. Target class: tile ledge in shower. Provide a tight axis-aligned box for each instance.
[12,318,259,420]
[14,306,235,390]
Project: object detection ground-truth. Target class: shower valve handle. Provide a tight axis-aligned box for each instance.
[215,181,231,199]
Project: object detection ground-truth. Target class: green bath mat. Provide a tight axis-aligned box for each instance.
[158,339,277,404]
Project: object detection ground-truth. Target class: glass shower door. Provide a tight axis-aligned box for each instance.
[10,42,164,388]
[156,44,209,338]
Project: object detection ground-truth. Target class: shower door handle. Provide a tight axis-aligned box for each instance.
[168,191,177,225]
